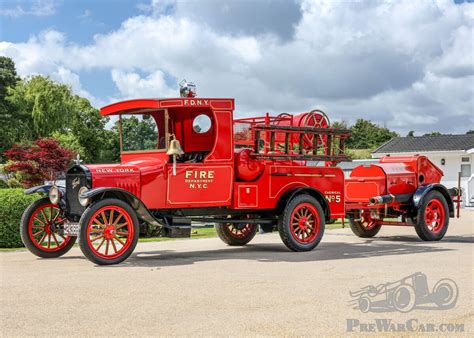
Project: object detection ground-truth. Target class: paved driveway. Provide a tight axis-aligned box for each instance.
[1,211,472,336]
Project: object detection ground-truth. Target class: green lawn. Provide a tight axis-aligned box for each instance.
[139,220,348,243]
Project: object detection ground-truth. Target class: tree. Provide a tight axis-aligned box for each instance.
[113,116,158,152]
[466,130,474,135]
[0,56,21,157]
[332,120,350,130]
[3,138,73,187]
[6,76,74,138]
[407,130,415,137]
[3,68,118,164]
[346,118,398,149]
[423,132,442,136]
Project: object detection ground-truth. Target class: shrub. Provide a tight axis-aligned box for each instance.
[0,188,41,248]
[3,138,73,187]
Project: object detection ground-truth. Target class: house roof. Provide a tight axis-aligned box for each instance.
[373,134,474,154]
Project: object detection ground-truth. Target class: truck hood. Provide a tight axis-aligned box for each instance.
[85,158,166,198]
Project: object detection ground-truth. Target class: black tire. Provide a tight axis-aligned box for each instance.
[78,198,139,265]
[20,198,76,258]
[215,221,258,246]
[414,191,449,241]
[348,212,382,238]
[278,194,325,252]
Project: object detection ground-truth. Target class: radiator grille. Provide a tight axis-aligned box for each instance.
[66,166,90,217]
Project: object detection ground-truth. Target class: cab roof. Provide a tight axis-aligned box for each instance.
[100,98,234,116]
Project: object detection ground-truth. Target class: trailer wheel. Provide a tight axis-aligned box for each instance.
[348,211,382,238]
[79,198,139,265]
[278,194,325,252]
[414,191,449,241]
[20,198,76,258]
[215,220,258,246]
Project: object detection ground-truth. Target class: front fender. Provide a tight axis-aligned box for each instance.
[412,184,454,217]
[81,187,164,227]
[25,184,60,195]
[25,184,66,208]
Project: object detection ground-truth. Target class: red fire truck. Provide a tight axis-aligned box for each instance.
[20,95,455,265]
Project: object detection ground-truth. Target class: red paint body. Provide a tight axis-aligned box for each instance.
[346,156,443,207]
[94,98,447,224]
[94,98,345,218]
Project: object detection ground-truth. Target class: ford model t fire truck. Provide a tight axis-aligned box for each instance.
[20,86,456,265]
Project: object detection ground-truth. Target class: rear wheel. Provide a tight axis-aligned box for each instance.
[278,194,325,251]
[215,219,258,246]
[79,198,139,265]
[20,198,75,258]
[414,191,449,241]
[348,211,382,238]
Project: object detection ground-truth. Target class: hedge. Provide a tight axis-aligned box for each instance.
[0,188,41,248]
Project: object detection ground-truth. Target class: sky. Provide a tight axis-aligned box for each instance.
[0,0,473,135]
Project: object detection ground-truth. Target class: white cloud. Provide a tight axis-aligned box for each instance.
[111,69,175,99]
[0,0,57,17]
[0,0,472,134]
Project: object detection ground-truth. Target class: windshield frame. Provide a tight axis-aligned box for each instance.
[118,108,169,154]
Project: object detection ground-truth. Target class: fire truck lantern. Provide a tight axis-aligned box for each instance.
[179,79,197,98]
[167,134,184,176]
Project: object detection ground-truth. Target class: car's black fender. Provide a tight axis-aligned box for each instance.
[80,187,165,227]
[412,184,454,217]
[25,184,67,209]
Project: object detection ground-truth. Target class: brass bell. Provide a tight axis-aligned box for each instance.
[167,136,184,156]
[167,135,184,176]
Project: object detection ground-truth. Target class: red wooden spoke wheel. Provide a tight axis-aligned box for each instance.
[424,199,445,234]
[360,212,378,230]
[290,202,320,244]
[414,191,449,241]
[215,216,258,246]
[21,198,76,258]
[226,223,255,239]
[348,210,382,238]
[278,194,325,251]
[28,203,71,252]
[85,205,135,260]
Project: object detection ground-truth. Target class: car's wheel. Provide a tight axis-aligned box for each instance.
[278,194,325,252]
[432,278,458,309]
[215,219,258,246]
[414,191,449,241]
[79,198,139,265]
[392,285,416,313]
[358,296,371,313]
[20,198,76,258]
[348,211,382,238]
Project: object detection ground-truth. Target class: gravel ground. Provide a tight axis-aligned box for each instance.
[1,210,472,336]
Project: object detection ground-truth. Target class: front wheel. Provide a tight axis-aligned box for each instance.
[79,198,139,265]
[278,194,325,252]
[20,198,76,258]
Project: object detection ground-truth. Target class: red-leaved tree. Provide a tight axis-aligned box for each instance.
[4,138,74,187]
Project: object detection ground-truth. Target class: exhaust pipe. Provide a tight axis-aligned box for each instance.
[369,193,412,205]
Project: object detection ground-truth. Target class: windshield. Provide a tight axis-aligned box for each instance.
[119,113,166,152]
